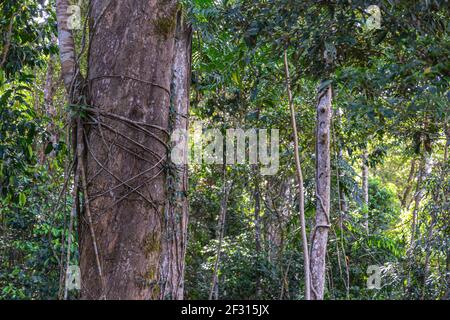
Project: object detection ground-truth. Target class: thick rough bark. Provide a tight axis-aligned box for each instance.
[82,0,179,299]
[160,11,192,300]
[310,85,332,300]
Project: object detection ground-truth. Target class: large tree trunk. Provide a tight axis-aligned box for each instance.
[310,84,332,300]
[80,0,181,299]
[160,11,192,300]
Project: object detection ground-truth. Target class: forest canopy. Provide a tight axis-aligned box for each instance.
[0,0,448,300]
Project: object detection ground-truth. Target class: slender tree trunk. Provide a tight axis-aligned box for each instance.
[283,50,311,300]
[44,58,55,110]
[338,149,348,216]
[55,0,85,300]
[422,216,435,300]
[407,152,432,297]
[209,166,231,300]
[333,110,347,219]
[361,150,369,233]
[443,124,450,299]
[406,159,424,297]
[333,133,350,298]
[253,170,262,298]
[264,180,282,264]
[445,124,449,163]
[0,13,15,69]
[402,159,417,208]
[422,162,443,300]
[339,189,347,214]
[160,10,192,300]
[55,0,78,92]
[39,56,56,164]
[310,84,332,300]
[78,0,181,299]
[445,245,450,300]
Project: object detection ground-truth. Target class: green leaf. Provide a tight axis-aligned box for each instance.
[19,192,26,207]
[27,145,33,158]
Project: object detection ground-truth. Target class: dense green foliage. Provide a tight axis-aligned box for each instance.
[0,0,70,299]
[1,0,448,300]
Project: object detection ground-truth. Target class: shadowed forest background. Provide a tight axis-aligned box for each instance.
[0,0,449,300]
